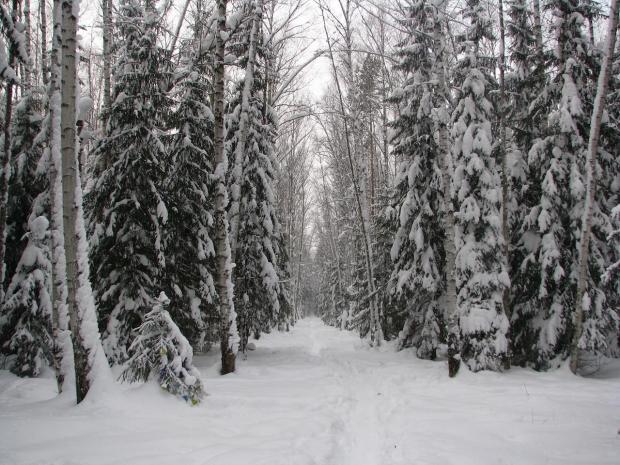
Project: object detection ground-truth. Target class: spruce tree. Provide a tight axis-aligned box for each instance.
[86,0,172,364]
[274,237,293,331]
[520,0,617,368]
[5,91,46,291]
[225,3,290,351]
[225,76,286,352]
[389,0,447,359]
[374,197,404,341]
[122,292,204,404]
[505,0,547,365]
[0,215,53,377]
[601,36,620,343]
[164,55,218,348]
[0,0,32,306]
[451,0,509,372]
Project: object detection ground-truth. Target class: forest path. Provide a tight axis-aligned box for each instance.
[201,317,405,465]
[201,318,620,465]
[1,318,619,465]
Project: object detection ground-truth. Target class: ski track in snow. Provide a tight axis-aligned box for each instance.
[0,318,619,465]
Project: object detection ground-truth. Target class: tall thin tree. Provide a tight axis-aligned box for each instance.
[570,0,619,374]
[213,0,238,374]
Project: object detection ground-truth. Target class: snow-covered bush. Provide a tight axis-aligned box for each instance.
[121,292,204,405]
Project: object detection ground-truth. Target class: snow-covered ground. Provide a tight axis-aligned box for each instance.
[1,318,618,465]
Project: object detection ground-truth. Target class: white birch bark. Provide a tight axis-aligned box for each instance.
[60,0,110,402]
[213,0,238,375]
[60,0,87,401]
[49,0,74,395]
[433,2,459,377]
[570,0,619,375]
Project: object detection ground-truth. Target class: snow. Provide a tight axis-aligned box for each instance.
[1,318,619,465]
[78,95,94,121]
[459,305,496,333]
[71,125,115,396]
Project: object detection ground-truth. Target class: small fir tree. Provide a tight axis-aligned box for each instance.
[373,197,405,342]
[0,215,53,377]
[121,292,204,404]
[5,91,46,290]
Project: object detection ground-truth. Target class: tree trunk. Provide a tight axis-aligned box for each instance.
[319,162,346,328]
[379,17,390,188]
[434,4,460,377]
[40,0,49,86]
[101,0,112,115]
[0,0,19,305]
[369,117,375,217]
[23,0,32,87]
[570,0,619,375]
[214,0,237,375]
[60,0,91,403]
[293,188,305,320]
[498,0,512,368]
[168,0,192,60]
[49,0,73,395]
[532,0,543,56]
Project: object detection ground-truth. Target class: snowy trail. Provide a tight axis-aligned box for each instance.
[1,318,619,465]
[330,358,385,465]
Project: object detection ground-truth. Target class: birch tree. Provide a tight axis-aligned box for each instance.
[213,0,238,374]
[61,0,110,403]
[48,0,73,393]
[570,0,619,374]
